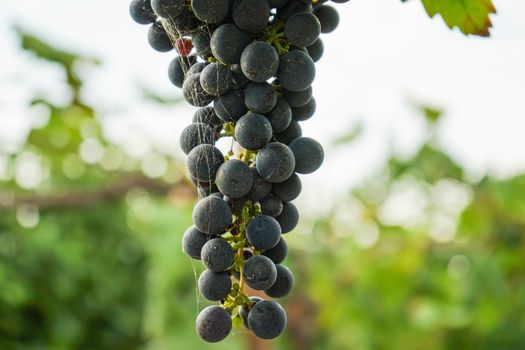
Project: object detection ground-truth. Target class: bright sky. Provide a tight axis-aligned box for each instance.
[1,0,524,211]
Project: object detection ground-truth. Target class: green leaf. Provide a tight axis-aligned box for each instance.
[420,0,496,37]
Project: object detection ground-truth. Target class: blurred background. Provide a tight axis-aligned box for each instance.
[1,0,525,349]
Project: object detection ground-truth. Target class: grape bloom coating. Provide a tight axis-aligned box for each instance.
[129,0,345,342]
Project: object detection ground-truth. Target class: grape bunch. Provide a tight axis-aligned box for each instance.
[130,0,346,342]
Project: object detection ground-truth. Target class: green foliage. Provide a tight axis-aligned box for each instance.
[403,0,496,36]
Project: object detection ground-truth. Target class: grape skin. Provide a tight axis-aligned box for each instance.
[179,122,215,154]
[282,86,313,108]
[211,24,251,64]
[266,96,292,133]
[272,173,302,202]
[246,215,282,250]
[198,269,232,300]
[168,55,196,88]
[192,0,230,23]
[186,144,224,182]
[182,73,214,107]
[265,264,294,298]
[235,113,273,151]
[274,119,302,145]
[256,142,296,183]
[247,300,287,339]
[292,97,316,121]
[277,50,316,92]
[148,22,173,52]
[216,159,254,199]
[196,305,232,343]
[201,238,235,272]
[241,41,280,83]
[307,38,324,62]
[260,196,284,217]
[242,255,278,290]
[244,82,278,114]
[262,237,288,264]
[130,0,156,24]
[276,202,299,233]
[285,12,321,47]
[213,89,247,122]
[246,168,273,202]
[232,0,271,33]
[192,194,232,235]
[200,62,233,96]
[151,0,185,18]
[289,137,324,174]
[182,225,210,259]
[314,4,340,33]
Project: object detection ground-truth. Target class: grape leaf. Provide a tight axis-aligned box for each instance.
[420,0,496,36]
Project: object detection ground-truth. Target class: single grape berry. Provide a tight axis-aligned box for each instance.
[242,255,278,290]
[213,89,247,122]
[247,300,287,339]
[192,194,232,235]
[187,144,224,182]
[244,82,278,114]
[274,119,302,145]
[260,195,284,217]
[196,305,232,343]
[179,122,215,154]
[256,142,296,183]
[277,50,316,92]
[292,97,316,121]
[148,22,173,52]
[182,73,214,107]
[130,0,156,24]
[152,0,185,18]
[265,264,294,298]
[192,106,223,130]
[235,113,273,151]
[232,0,271,33]
[246,215,282,250]
[215,159,254,199]
[282,86,313,108]
[285,12,321,47]
[211,23,251,64]
[313,4,340,33]
[266,95,292,133]
[289,137,324,174]
[276,202,299,233]
[182,225,210,259]
[272,172,302,202]
[247,168,273,202]
[198,269,232,300]
[262,237,288,264]
[200,62,233,96]
[238,296,262,329]
[192,0,230,23]
[307,38,324,62]
[201,238,235,272]
[175,38,193,56]
[168,55,196,88]
[240,41,279,83]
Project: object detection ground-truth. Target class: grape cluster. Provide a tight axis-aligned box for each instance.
[130,0,346,342]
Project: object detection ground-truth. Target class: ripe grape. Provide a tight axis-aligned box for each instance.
[196,305,232,342]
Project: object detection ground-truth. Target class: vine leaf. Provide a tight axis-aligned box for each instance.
[420,0,496,36]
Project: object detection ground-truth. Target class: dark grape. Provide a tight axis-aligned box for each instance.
[238,297,262,329]
[187,144,224,182]
[289,137,324,174]
[232,0,271,33]
[260,196,284,217]
[192,193,232,235]
[224,195,248,214]
[285,12,321,47]
[292,97,316,121]
[282,86,312,108]
[276,202,299,233]
[269,0,289,9]
[234,113,273,151]
[186,62,208,76]
[216,159,253,198]
[180,122,215,154]
[256,142,295,183]
[182,73,214,107]
[211,23,251,64]
[246,215,282,250]
[266,95,292,133]
[192,30,213,59]
[307,38,324,62]
[148,22,173,52]
[240,42,279,83]
[314,4,340,33]
[201,238,235,271]
[182,225,210,259]
[196,306,232,343]
[171,7,202,34]
[231,64,250,90]
[200,62,233,96]
[277,50,316,92]
[213,89,247,122]
[151,0,185,18]
[274,119,302,145]
[192,106,223,130]
[198,269,232,300]
[168,55,196,88]
[247,300,287,339]
[244,82,277,114]
[198,182,220,198]
[265,264,294,298]
[272,172,302,202]
[130,0,156,24]
[246,168,273,202]
[262,237,288,264]
[192,0,230,23]
[242,255,278,290]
